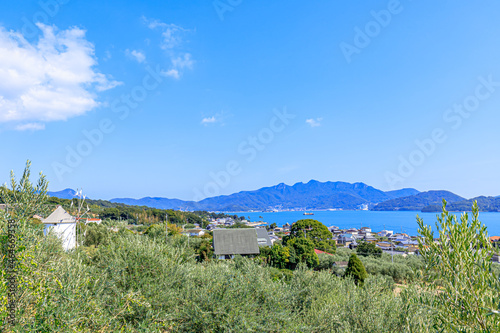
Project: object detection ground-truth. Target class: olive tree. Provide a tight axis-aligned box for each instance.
[0,160,49,222]
[417,200,500,332]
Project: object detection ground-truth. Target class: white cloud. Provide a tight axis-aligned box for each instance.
[306,118,323,127]
[201,112,229,126]
[0,23,121,127]
[126,49,146,63]
[201,116,217,125]
[160,53,194,79]
[15,122,45,131]
[172,53,194,70]
[162,69,179,79]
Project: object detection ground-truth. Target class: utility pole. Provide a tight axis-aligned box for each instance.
[165,214,168,243]
[391,244,394,263]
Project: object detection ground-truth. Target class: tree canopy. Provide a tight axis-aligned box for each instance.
[285,219,336,254]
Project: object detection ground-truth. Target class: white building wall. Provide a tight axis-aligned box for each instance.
[44,223,76,251]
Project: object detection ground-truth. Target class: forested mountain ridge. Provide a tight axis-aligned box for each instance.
[371,191,465,211]
[50,180,420,211]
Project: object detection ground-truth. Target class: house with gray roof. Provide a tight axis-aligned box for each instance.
[255,228,273,247]
[337,233,355,246]
[213,228,260,259]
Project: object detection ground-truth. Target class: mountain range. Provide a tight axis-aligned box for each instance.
[50,180,420,211]
[49,180,498,212]
[47,188,78,200]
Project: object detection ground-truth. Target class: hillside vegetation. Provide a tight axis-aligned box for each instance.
[422,196,500,212]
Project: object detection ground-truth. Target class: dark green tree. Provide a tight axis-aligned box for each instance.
[267,223,278,231]
[187,234,214,262]
[345,253,368,286]
[315,240,337,254]
[285,219,336,254]
[271,244,292,269]
[286,237,319,268]
[101,207,121,220]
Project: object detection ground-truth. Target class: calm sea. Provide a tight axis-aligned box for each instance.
[236,210,500,237]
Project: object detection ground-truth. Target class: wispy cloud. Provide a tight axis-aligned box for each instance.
[15,123,45,131]
[172,53,194,70]
[278,165,299,173]
[161,53,194,79]
[141,17,186,50]
[0,23,121,129]
[142,16,194,79]
[306,118,323,127]
[126,49,146,63]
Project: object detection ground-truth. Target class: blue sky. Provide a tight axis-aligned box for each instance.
[1,0,500,200]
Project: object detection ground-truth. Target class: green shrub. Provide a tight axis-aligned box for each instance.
[345,253,368,286]
[316,253,336,271]
[83,223,111,247]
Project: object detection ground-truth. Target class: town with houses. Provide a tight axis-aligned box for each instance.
[193,215,500,262]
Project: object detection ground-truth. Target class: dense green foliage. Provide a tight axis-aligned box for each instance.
[356,241,383,257]
[1,221,438,332]
[83,223,111,248]
[285,237,319,268]
[345,254,368,286]
[47,196,241,228]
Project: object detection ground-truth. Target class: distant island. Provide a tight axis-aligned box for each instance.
[48,180,500,213]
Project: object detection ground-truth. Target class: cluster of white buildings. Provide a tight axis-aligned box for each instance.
[326,225,420,254]
[206,217,239,228]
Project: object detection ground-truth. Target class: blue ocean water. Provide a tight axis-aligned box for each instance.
[239,210,500,236]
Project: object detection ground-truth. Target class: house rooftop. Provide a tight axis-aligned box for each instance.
[213,228,260,256]
[314,249,333,256]
[256,228,273,247]
[43,206,76,224]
